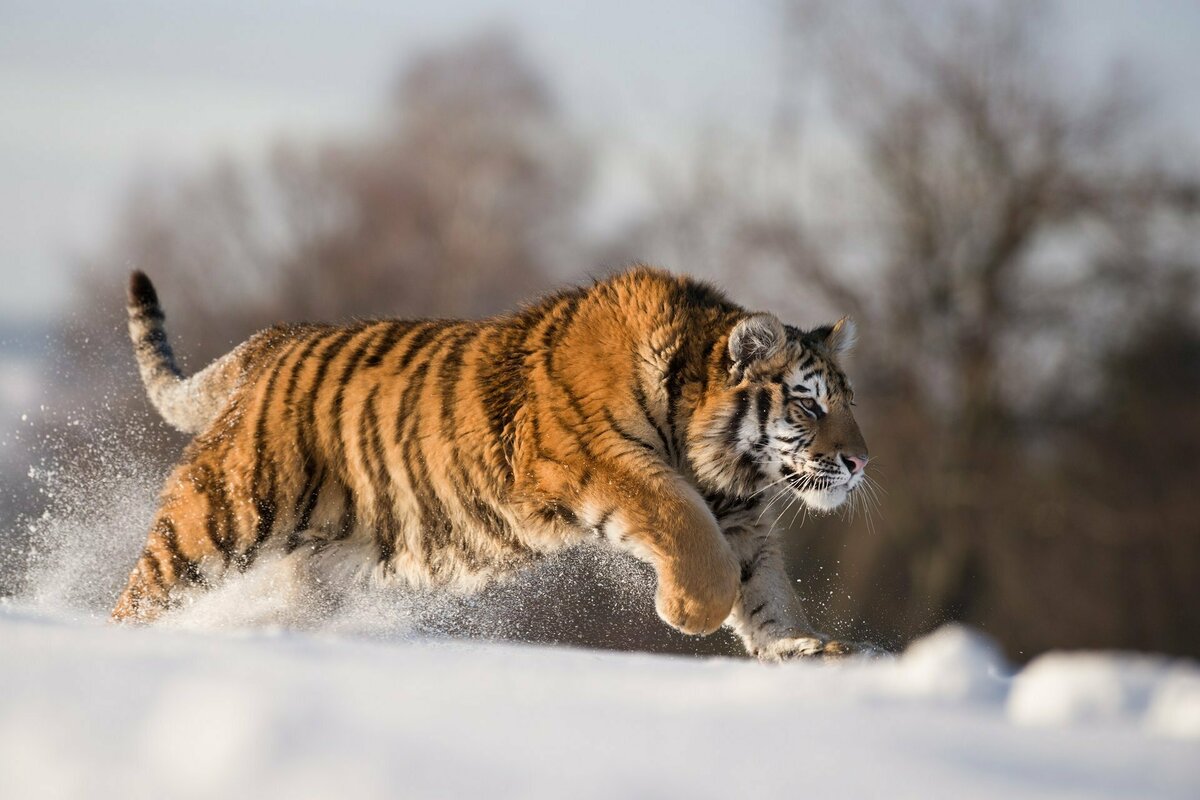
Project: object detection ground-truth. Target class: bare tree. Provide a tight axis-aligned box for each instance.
[62,29,588,424]
[775,0,1200,653]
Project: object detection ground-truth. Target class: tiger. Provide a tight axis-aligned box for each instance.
[113,266,870,661]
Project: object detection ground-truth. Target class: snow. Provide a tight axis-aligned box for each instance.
[1008,652,1199,733]
[1146,671,1200,740]
[2,458,1198,798]
[0,606,1197,800]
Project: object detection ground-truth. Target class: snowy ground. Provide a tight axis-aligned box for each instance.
[1,604,1197,800]
[1,458,1198,799]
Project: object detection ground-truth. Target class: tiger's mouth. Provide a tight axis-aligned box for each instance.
[778,463,857,513]
[798,484,850,512]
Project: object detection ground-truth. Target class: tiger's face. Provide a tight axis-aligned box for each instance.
[760,325,867,512]
[692,313,868,513]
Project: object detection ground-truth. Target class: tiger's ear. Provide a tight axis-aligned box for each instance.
[728,313,785,383]
[808,316,857,358]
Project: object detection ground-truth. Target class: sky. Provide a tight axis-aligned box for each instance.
[1,0,1199,324]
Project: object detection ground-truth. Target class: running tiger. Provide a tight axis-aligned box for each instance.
[114,267,870,660]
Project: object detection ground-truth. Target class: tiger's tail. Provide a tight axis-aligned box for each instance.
[126,271,244,434]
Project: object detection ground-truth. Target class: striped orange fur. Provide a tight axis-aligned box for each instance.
[114,267,870,660]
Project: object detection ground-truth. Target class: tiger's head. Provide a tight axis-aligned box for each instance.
[691,313,868,513]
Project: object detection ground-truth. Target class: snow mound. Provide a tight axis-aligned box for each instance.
[1009,652,1200,741]
[874,624,1011,703]
[1146,671,1200,740]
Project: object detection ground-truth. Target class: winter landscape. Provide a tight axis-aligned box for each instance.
[3,2,1200,798]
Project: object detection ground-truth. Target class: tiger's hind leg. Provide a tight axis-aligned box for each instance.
[112,461,238,623]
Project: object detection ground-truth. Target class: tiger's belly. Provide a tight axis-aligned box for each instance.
[283,478,572,595]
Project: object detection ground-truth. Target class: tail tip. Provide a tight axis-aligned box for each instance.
[128,271,159,310]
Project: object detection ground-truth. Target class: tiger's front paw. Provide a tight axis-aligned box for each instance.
[755,636,827,663]
[655,552,740,636]
[821,639,887,660]
[755,636,877,663]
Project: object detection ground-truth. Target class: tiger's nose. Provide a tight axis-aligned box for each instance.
[840,453,868,475]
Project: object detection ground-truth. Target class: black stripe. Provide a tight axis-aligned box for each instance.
[295,329,361,514]
[705,489,760,518]
[158,518,182,569]
[741,550,768,583]
[439,327,481,440]
[286,466,324,551]
[331,323,389,422]
[539,295,598,457]
[240,329,327,565]
[725,388,750,448]
[435,326,525,555]
[159,518,205,587]
[141,548,164,588]
[457,471,524,556]
[602,407,658,454]
[359,387,386,499]
[393,322,447,375]
[391,321,489,573]
[278,331,327,429]
[301,329,359,432]
[404,425,456,572]
[337,492,357,541]
[275,331,329,552]
[632,375,672,459]
[328,323,390,471]
[216,470,237,563]
[394,340,440,445]
[477,309,545,479]
[279,330,327,424]
[735,452,762,483]
[542,293,586,353]
[396,334,482,574]
[664,347,687,459]
[244,339,305,565]
[540,367,597,458]
[196,464,236,564]
[755,387,772,444]
[361,386,399,566]
[534,500,579,528]
[593,508,615,539]
[394,351,446,568]
[363,321,418,368]
[697,335,722,398]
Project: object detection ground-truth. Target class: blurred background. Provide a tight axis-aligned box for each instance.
[1,0,1198,661]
